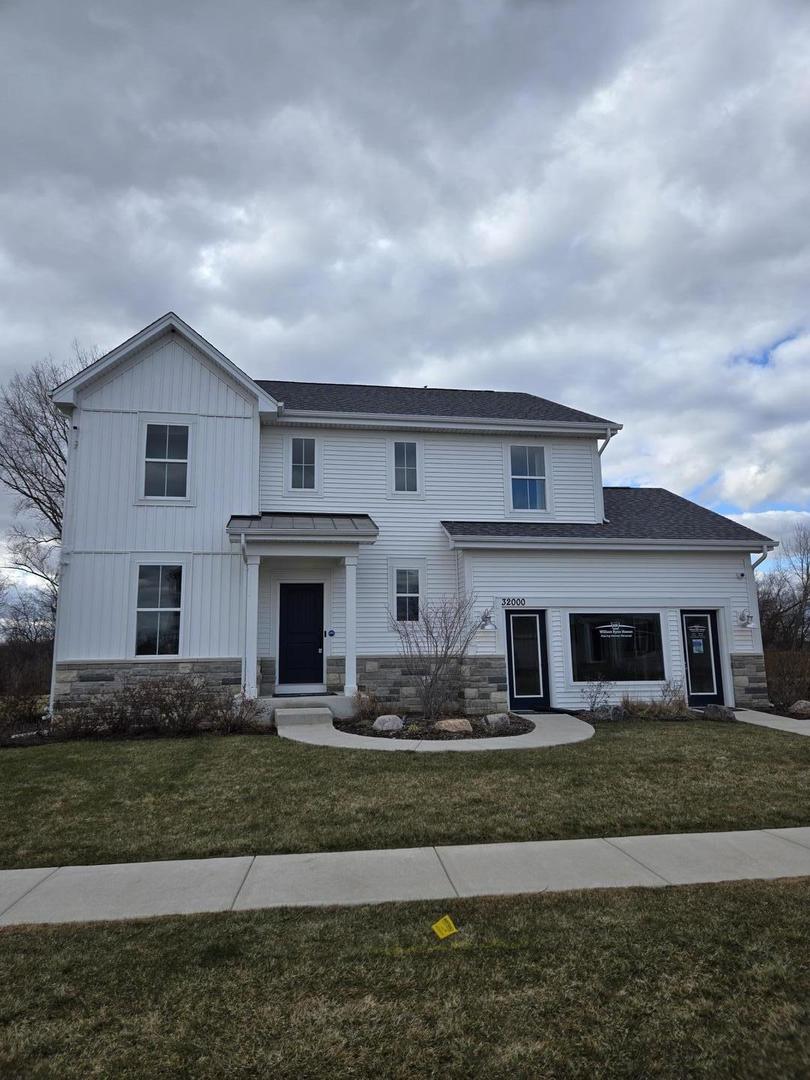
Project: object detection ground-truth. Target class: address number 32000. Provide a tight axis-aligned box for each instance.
[501,597,526,606]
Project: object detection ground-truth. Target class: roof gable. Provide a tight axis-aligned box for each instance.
[52,313,279,415]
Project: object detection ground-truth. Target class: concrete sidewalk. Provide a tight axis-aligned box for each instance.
[736,709,810,736]
[2,827,809,927]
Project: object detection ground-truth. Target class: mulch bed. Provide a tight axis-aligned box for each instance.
[333,713,535,740]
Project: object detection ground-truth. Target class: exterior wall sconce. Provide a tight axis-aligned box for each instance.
[738,609,754,627]
[479,608,497,631]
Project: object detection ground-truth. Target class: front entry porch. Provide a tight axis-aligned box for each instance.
[227,512,379,699]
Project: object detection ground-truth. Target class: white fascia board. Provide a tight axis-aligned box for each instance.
[51,312,280,416]
[441,529,779,554]
[274,410,623,437]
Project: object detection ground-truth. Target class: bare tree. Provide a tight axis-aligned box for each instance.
[0,342,98,590]
[757,523,810,651]
[389,594,482,719]
[2,584,56,645]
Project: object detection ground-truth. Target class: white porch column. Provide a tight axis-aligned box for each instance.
[343,554,358,695]
[244,554,261,698]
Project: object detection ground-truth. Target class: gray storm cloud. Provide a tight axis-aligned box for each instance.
[0,0,808,544]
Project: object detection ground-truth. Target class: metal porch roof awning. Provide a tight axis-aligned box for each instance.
[227,512,379,543]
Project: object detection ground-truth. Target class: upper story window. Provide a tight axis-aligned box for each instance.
[394,440,417,492]
[291,437,316,490]
[144,424,188,498]
[509,445,546,511]
[136,564,182,655]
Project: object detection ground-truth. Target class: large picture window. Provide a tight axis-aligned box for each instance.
[569,613,665,682]
[136,564,182,655]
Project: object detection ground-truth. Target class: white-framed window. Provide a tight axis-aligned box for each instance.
[135,564,183,655]
[283,434,323,496]
[387,438,424,497]
[389,559,426,622]
[137,415,195,505]
[509,444,546,511]
[144,423,189,498]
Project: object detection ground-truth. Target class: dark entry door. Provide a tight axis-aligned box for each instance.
[505,609,550,711]
[681,611,724,706]
[278,583,324,685]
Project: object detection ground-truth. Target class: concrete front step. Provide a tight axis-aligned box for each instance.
[257,694,354,721]
[275,707,335,727]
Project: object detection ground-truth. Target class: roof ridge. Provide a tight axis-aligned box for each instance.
[255,377,543,398]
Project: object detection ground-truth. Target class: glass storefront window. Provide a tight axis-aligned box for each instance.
[569,613,665,682]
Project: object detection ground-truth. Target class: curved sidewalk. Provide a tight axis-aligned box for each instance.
[275,712,594,751]
[2,827,810,927]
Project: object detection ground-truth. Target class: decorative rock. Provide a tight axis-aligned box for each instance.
[372,714,403,732]
[788,700,810,718]
[701,704,737,722]
[484,712,511,730]
[434,718,474,734]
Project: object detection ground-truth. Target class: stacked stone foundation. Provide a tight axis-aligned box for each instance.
[730,653,771,709]
[53,659,243,706]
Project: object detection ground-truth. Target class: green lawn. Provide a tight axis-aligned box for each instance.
[1,879,808,1078]
[1,721,808,870]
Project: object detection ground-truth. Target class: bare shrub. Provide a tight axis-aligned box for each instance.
[619,688,693,722]
[0,694,47,745]
[353,690,384,723]
[765,650,810,711]
[580,673,611,714]
[50,676,260,741]
[390,595,481,720]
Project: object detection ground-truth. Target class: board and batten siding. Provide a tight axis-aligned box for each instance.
[256,425,602,657]
[463,548,758,709]
[56,332,257,662]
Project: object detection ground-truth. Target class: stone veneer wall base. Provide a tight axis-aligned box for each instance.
[53,659,243,705]
[730,653,771,709]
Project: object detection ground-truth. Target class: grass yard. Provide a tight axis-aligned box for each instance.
[1,721,808,870]
[1,879,808,1078]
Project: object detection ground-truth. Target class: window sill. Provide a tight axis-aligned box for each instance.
[135,497,196,508]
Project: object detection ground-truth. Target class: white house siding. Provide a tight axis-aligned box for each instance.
[257,426,602,658]
[56,332,257,662]
[463,548,758,709]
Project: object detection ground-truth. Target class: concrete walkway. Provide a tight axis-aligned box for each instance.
[276,711,594,751]
[736,709,810,736]
[2,827,809,927]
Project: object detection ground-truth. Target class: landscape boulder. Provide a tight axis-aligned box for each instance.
[373,714,404,732]
[484,712,511,730]
[787,700,810,719]
[434,718,474,735]
[701,704,737,722]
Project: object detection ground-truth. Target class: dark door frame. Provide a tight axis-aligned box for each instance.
[277,582,325,686]
[505,608,550,711]
[680,609,725,706]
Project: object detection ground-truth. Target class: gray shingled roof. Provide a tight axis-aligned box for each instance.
[255,378,618,426]
[442,488,775,546]
[227,511,379,541]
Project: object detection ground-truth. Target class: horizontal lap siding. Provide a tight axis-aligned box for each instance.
[259,427,602,654]
[466,549,755,710]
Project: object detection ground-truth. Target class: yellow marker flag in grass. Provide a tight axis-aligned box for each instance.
[432,915,458,940]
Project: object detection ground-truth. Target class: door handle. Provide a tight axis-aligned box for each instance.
[318,648,323,654]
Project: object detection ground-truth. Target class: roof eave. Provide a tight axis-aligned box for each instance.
[273,408,622,436]
[441,528,777,553]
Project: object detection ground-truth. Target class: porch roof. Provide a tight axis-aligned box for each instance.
[227,511,379,543]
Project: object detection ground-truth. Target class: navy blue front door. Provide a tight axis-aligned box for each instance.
[505,609,550,711]
[278,583,324,684]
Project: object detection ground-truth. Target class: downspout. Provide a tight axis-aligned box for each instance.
[240,532,247,565]
[751,546,769,571]
[597,427,614,456]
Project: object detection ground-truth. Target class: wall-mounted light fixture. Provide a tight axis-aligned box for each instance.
[479,608,497,631]
[738,609,755,627]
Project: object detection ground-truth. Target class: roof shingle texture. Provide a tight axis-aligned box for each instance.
[442,488,774,545]
[255,379,616,426]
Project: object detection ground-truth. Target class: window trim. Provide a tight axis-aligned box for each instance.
[128,554,189,658]
[282,433,323,497]
[502,441,552,517]
[566,609,669,685]
[135,414,196,506]
[386,437,425,499]
[388,558,426,623]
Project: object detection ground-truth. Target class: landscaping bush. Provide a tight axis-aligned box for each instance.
[765,650,810,712]
[49,677,260,742]
[0,694,47,745]
[582,681,695,722]
[352,689,385,723]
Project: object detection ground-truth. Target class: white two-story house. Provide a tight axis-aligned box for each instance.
[50,312,776,715]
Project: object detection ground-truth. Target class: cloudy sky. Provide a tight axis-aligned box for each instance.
[1,0,809,553]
